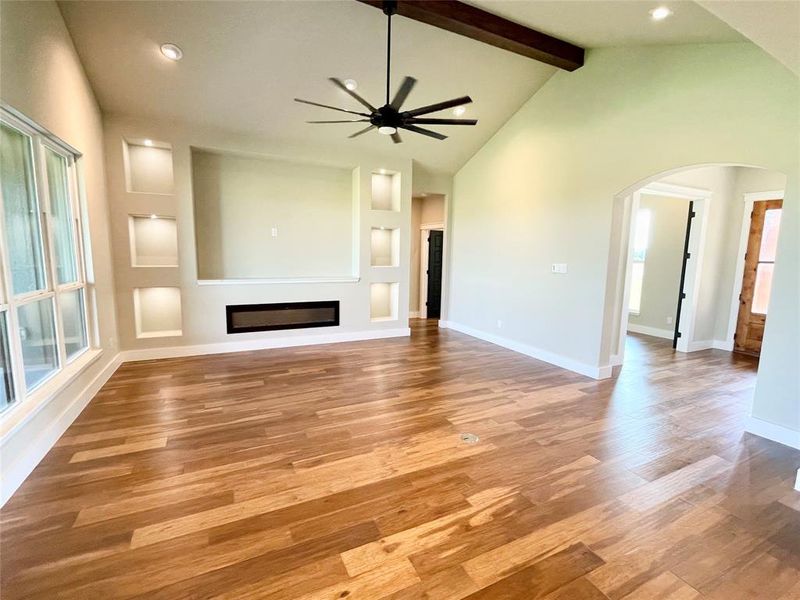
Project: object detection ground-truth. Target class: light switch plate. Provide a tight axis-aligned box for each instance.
[551,263,568,274]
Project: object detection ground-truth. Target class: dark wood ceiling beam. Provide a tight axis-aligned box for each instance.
[356,0,584,71]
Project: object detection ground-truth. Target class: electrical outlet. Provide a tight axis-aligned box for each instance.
[667,316,673,325]
[271,227,278,238]
[497,320,503,329]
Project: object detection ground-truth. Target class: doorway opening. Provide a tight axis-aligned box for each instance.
[604,165,787,372]
[410,193,445,320]
[732,195,783,357]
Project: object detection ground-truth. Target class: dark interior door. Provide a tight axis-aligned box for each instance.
[426,230,444,319]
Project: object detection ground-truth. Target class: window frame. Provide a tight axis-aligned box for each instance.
[628,208,651,316]
[0,108,94,413]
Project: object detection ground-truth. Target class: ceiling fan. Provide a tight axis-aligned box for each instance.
[294,0,477,143]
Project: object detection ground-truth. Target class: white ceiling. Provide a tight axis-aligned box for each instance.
[58,0,555,174]
[58,1,758,175]
[697,0,800,75]
[465,1,745,48]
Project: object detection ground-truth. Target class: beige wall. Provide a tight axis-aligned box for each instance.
[0,1,118,501]
[450,43,799,437]
[103,115,412,353]
[657,165,787,345]
[191,148,354,280]
[628,194,688,334]
[409,195,445,313]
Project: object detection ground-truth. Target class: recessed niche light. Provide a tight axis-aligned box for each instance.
[160,43,183,61]
[453,106,466,117]
[344,79,358,91]
[649,6,672,20]
[378,126,397,135]
[143,139,154,147]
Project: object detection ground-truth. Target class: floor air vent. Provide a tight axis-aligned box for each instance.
[226,301,339,334]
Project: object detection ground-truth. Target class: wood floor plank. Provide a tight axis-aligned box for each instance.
[1,322,798,599]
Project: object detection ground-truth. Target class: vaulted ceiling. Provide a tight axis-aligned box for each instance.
[59,1,762,174]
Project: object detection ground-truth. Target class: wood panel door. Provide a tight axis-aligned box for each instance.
[734,199,782,356]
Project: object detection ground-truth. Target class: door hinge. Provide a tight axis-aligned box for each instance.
[733,333,738,341]
[690,211,696,219]
[681,292,686,299]
[676,332,682,338]
[685,252,691,260]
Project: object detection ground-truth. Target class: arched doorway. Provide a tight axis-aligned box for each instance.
[601,164,787,372]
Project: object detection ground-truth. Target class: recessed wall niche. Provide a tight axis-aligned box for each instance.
[133,287,182,338]
[128,215,178,267]
[370,282,399,321]
[371,172,400,211]
[370,227,399,267]
[123,139,174,195]
[191,147,354,280]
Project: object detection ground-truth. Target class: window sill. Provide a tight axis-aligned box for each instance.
[0,348,104,440]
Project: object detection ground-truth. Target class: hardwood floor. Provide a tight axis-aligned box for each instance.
[2,321,799,599]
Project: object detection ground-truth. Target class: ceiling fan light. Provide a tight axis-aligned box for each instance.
[378,126,397,135]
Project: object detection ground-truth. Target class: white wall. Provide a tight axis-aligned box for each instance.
[0,1,119,503]
[103,115,412,355]
[628,194,688,335]
[191,148,354,280]
[448,43,799,440]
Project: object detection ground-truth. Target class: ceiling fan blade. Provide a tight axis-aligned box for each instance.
[404,96,473,118]
[294,98,369,117]
[409,118,478,126]
[391,131,403,144]
[400,124,448,140]
[306,120,370,123]
[389,77,417,111]
[329,78,377,113]
[348,125,376,139]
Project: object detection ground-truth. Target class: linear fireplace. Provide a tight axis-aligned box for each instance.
[226,301,339,334]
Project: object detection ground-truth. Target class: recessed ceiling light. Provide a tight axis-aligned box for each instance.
[649,6,672,21]
[143,139,154,147]
[344,79,358,91]
[453,106,466,117]
[160,43,183,61]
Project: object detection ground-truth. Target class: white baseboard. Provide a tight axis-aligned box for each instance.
[0,354,122,506]
[627,324,673,340]
[712,339,734,351]
[745,416,800,451]
[439,320,610,380]
[119,327,411,362]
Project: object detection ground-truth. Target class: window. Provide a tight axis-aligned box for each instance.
[751,208,781,314]
[629,209,651,315]
[0,110,92,413]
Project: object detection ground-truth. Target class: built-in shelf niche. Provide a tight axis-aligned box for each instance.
[370,227,399,267]
[370,171,400,211]
[370,282,399,322]
[128,215,179,267]
[123,139,174,195]
[133,287,183,338]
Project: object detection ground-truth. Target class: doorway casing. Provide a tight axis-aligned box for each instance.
[611,180,711,366]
